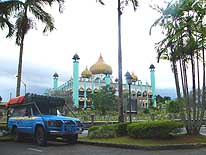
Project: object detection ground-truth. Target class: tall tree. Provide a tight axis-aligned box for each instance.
[0,0,64,97]
[91,86,117,116]
[97,0,138,122]
[150,0,206,135]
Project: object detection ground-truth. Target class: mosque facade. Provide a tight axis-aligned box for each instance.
[45,54,156,109]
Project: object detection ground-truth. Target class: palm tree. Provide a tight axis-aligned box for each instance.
[0,0,64,97]
[98,0,138,122]
[150,0,206,135]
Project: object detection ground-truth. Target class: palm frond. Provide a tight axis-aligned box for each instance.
[131,0,138,11]
[15,11,32,45]
[0,15,14,37]
[0,0,24,15]
[29,3,55,33]
[96,0,105,5]
[36,0,64,13]
[149,16,163,35]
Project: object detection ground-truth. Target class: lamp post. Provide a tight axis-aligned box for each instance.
[21,80,26,95]
[125,71,132,123]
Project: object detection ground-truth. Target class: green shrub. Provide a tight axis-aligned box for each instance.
[116,122,129,136]
[127,120,184,139]
[143,108,150,114]
[88,125,101,133]
[88,124,117,139]
[166,100,180,113]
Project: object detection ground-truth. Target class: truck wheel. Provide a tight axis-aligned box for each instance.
[67,134,78,144]
[13,127,22,142]
[35,126,47,146]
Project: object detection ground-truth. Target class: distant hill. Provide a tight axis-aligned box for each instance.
[156,88,177,99]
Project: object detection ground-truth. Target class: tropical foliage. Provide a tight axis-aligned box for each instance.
[150,0,206,135]
[0,0,14,38]
[127,120,183,139]
[166,99,181,114]
[88,120,183,139]
[0,0,64,96]
[90,86,117,116]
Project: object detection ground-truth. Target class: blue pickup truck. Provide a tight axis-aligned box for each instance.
[6,94,83,146]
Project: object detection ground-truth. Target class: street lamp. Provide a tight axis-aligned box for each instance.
[21,80,26,95]
[125,71,132,123]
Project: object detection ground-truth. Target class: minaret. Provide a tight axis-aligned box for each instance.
[149,64,156,107]
[72,53,80,108]
[53,72,59,89]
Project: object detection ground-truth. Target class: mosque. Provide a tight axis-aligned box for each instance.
[45,53,156,110]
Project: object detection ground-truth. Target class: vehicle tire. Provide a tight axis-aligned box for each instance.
[67,134,78,144]
[12,127,22,142]
[35,126,47,146]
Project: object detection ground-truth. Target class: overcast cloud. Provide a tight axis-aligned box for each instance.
[0,0,179,101]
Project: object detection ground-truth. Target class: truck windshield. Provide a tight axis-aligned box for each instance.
[33,104,64,116]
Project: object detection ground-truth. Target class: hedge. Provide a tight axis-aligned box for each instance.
[88,124,117,139]
[116,122,129,136]
[88,123,130,139]
[88,120,183,139]
[127,120,183,139]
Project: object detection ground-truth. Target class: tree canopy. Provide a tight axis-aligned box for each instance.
[91,86,117,116]
[150,0,206,135]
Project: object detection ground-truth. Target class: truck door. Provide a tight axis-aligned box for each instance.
[22,106,34,134]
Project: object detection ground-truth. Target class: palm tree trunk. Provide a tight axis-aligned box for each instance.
[172,60,181,98]
[195,33,201,129]
[183,60,193,134]
[172,59,186,122]
[196,50,201,128]
[117,0,124,122]
[16,34,25,97]
[199,38,206,131]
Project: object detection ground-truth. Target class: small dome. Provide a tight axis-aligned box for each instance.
[53,72,59,78]
[90,54,112,75]
[81,66,92,78]
[149,64,155,69]
[72,53,80,60]
[131,72,138,82]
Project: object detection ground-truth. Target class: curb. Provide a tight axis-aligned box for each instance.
[78,140,206,150]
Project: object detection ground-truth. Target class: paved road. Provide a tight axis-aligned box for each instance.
[0,142,206,155]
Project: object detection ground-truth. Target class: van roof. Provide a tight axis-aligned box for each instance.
[6,96,25,107]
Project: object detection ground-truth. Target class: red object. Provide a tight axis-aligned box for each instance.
[6,96,25,107]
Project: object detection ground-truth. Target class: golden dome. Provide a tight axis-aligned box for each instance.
[90,54,112,75]
[131,72,138,82]
[81,66,92,78]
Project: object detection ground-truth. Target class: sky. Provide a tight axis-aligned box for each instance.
[0,0,180,101]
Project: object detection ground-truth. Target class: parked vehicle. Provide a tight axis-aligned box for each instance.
[6,93,83,146]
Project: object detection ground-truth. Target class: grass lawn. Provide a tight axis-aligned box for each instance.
[79,135,206,146]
